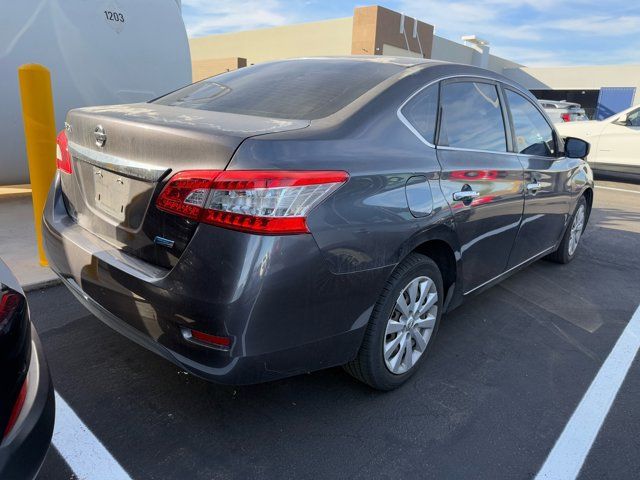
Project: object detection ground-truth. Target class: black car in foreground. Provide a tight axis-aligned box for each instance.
[0,259,54,478]
[44,57,593,390]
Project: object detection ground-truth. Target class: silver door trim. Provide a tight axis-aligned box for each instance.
[437,145,516,156]
[463,245,555,295]
[396,73,531,152]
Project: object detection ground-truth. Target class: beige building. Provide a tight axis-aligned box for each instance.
[189,5,520,80]
[189,4,639,118]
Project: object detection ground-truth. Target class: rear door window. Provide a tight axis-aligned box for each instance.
[153,59,404,120]
[506,90,556,157]
[400,83,439,145]
[438,81,507,152]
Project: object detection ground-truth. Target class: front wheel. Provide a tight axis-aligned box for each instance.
[548,196,588,264]
[344,253,443,390]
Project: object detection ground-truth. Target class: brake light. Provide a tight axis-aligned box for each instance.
[561,113,571,122]
[56,129,72,174]
[155,170,219,221]
[3,378,27,439]
[0,290,22,329]
[156,170,349,234]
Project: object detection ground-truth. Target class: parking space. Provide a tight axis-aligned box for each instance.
[31,180,640,480]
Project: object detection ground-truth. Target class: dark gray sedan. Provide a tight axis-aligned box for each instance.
[44,57,593,390]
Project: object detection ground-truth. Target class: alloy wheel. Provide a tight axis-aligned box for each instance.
[383,276,438,375]
[568,204,586,256]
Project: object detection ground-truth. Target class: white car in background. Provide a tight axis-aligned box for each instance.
[556,104,640,179]
[539,100,588,123]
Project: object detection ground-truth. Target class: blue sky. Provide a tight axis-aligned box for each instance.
[181,1,640,67]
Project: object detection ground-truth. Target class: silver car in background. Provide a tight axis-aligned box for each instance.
[539,100,588,123]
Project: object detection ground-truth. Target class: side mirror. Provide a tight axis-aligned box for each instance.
[614,113,630,126]
[565,137,590,159]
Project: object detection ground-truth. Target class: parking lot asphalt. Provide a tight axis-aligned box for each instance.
[30,179,640,480]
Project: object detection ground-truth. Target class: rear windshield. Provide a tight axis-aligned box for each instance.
[152,59,404,120]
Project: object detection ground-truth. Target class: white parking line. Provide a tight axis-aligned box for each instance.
[53,391,132,480]
[535,304,640,480]
[596,185,640,195]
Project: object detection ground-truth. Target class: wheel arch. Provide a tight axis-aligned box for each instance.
[582,186,594,216]
[413,239,457,302]
[394,223,462,308]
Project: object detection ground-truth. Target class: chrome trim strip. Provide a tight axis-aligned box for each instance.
[463,246,555,295]
[437,146,516,156]
[396,73,531,153]
[68,141,170,183]
[396,80,438,148]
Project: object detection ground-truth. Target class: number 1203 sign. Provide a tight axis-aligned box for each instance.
[104,10,125,22]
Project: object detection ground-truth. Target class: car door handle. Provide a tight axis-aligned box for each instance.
[526,180,541,192]
[452,190,480,201]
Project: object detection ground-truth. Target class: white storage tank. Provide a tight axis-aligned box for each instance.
[1,0,191,185]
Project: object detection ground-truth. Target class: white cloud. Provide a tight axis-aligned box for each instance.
[544,15,640,36]
[397,0,640,65]
[182,0,293,37]
[181,0,640,66]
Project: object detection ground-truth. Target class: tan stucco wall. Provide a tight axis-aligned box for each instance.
[504,65,640,105]
[189,17,353,66]
[192,57,247,82]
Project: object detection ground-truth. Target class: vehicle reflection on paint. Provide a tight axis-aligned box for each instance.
[447,170,520,210]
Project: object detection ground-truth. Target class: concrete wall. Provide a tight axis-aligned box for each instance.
[382,44,423,58]
[431,36,474,65]
[504,65,640,105]
[432,36,521,73]
[189,18,353,66]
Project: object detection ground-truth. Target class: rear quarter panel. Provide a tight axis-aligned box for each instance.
[228,66,459,276]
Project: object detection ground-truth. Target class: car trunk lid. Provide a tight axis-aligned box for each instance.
[60,103,309,267]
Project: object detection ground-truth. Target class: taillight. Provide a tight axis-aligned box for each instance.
[0,290,22,330]
[155,170,219,221]
[56,129,72,174]
[156,170,349,234]
[561,113,571,122]
[3,378,27,439]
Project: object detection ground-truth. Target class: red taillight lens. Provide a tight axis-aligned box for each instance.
[3,378,27,439]
[561,113,571,122]
[56,129,72,174]
[0,291,22,329]
[155,170,220,221]
[156,170,349,234]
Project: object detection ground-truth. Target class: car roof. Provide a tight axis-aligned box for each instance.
[539,99,582,108]
[274,56,447,68]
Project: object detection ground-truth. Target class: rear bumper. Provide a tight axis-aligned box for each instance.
[43,177,390,384]
[0,328,55,480]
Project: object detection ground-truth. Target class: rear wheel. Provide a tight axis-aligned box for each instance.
[344,253,443,390]
[548,196,587,264]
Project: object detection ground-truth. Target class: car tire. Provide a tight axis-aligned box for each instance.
[547,195,588,264]
[344,253,444,391]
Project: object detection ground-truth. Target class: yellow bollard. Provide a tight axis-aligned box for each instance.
[18,64,57,267]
